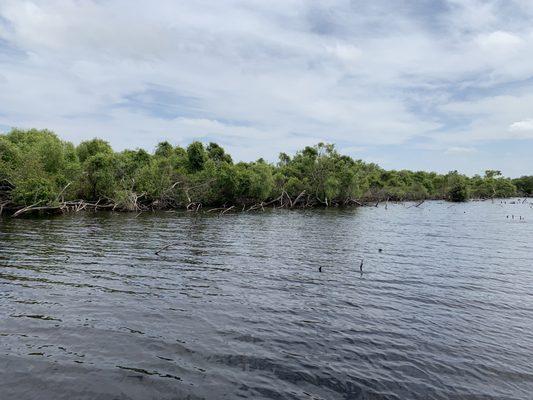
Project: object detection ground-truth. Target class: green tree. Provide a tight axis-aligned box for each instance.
[187,141,207,172]
[446,172,469,202]
[77,138,113,163]
[0,128,523,211]
[513,176,533,196]
[81,153,117,200]
[207,142,232,164]
[155,141,174,158]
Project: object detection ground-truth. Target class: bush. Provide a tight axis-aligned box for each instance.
[77,138,113,163]
[81,153,117,200]
[0,128,526,210]
[448,181,469,202]
[187,141,206,172]
[12,177,56,205]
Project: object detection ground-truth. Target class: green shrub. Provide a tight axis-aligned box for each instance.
[0,128,526,209]
[12,177,56,205]
[448,181,469,202]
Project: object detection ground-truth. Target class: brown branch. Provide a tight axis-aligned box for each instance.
[155,241,180,256]
[263,195,283,207]
[220,205,235,215]
[12,200,45,217]
[407,199,425,208]
[0,201,11,216]
[207,207,227,213]
[291,190,306,208]
[54,182,72,203]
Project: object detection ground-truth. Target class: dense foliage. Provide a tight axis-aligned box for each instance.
[0,129,528,213]
[512,175,533,196]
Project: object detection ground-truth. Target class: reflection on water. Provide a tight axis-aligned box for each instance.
[1,200,532,399]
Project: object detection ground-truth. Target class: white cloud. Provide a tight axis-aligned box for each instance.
[340,146,368,155]
[509,119,533,131]
[326,43,362,66]
[476,31,524,51]
[445,146,477,155]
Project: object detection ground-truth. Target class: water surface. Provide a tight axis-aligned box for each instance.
[1,200,532,399]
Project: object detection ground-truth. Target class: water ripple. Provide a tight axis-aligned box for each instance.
[1,200,532,399]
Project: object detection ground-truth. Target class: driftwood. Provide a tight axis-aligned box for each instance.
[246,202,265,212]
[186,202,202,212]
[207,206,227,213]
[10,198,119,217]
[3,185,374,217]
[12,201,45,217]
[207,205,236,215]
[407,199,425,209]
[262,195,283,207]
[155,241,180,256]
[220,205,235,215]
[343,198,364,207]
[291,190,306,208]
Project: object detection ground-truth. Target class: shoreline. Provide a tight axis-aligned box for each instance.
[2,197,530,218]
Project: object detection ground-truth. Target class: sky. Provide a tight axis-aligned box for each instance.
[0,0,532,177]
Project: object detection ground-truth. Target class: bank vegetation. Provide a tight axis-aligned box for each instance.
[0,129,531,216]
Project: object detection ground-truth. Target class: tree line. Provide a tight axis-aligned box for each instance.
[0,129,531,214]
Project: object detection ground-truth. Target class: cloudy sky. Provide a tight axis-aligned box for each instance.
[0,0,532,176]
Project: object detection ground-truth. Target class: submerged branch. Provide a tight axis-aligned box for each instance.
[12,201,45,217]
[407,199,425,208]
[155,242,181,256]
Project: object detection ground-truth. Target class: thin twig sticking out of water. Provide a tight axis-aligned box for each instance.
[407,200,425,208]
[155,242,181,256]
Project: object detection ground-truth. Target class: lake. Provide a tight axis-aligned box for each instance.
[1,200,532,399]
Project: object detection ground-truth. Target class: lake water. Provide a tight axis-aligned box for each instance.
[1,200,532,400]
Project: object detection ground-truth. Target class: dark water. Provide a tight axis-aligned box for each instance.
[1,200,532,400]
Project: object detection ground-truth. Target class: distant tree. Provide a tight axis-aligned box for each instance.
[77,138,113,163]
[81,153,117,200]
[484,170,502,179]
[155,141,174,158]
[0,127,523,211]
[0,136,20,181]
[446,172,469,202]
[513,176,533,196]
[206,142,232,164]
[187,141,206,172]
[278,152,291,166]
